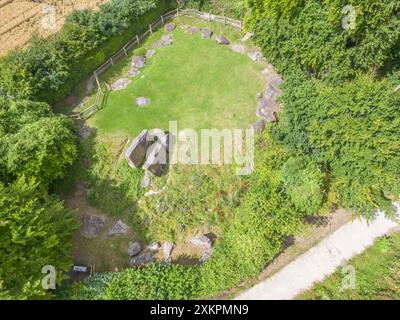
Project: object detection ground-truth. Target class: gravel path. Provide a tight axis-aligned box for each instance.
[236,207,399,300]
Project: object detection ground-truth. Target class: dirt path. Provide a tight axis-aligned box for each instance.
[236,207,399,300]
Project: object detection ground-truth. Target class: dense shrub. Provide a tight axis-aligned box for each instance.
[0,98,77,185]
[273,74,400,217]
[177,0,244,18]
[281,156,325,215]
[77,264,200,300]
[0,179,77,299]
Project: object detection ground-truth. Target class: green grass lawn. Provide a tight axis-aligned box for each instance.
[298,232,400,300]
[91,18,264,137]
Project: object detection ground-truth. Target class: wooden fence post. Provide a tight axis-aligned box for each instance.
[176,8,179,17]
[123,46,127,56]
[149,24,152,34]
[240,20,243,32]
[224,15,227,26]
[136,35,140,44]
[94,71,100,89]
[208,12,211,21]
[110,57,114,66]
[161,15,164,25]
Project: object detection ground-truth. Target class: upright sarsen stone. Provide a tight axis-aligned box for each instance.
[125,130,149,168]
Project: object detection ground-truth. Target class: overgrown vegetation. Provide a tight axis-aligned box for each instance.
[0,179,77,299]
[249,0,400,217]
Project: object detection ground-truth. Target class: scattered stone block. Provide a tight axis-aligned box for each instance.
[148,242,160,251]
[201,28,213,39]
[251,119,266,134]
[136,97,150,107]
[215,35,230,45]
[128,241,142,257]
[108,220,130,236]
[146,49,156,59]
[81,215,105,238]
[189,235,212,250]
[127,67,140,77]
[241,32,253,42]
[140,171,152,189]
[164,23,176,33]
[248,50,264,62]
[163,242,174,260]
[130,252,155,266]
[131,56,146,69]
[182,25,199,35]
[111,78,131,91]
[231,43,248,54]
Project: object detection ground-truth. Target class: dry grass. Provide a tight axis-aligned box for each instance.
[0,0,110,56]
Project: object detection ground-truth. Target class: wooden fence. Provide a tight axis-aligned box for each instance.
[71,82,107,120]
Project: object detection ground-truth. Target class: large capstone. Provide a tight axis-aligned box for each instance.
[125,130,149,168]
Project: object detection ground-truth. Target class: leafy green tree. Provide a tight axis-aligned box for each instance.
[274,75,400,216]
[0,98,77,185]
[0,179,77,299]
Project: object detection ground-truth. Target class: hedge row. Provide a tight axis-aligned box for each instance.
[0,0,174,104]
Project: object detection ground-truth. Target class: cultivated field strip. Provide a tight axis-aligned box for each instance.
[0,0,109,55]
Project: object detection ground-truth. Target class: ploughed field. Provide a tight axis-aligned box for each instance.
[0,0,109,56]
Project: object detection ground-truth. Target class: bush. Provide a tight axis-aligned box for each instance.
[0,98,77,185]
[273,74,400,217]
[0,179,77,299]
[281,156,325,215]
[78,264,200,300]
